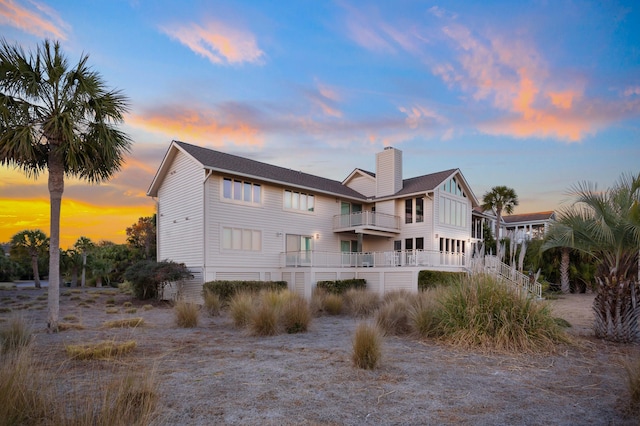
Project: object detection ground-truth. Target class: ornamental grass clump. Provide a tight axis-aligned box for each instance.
[280,292,311,334]
[408,288,444,338]
[66,340,137,360]
[323,293,344,315]
[344,288,380,317]
[174,300,199,328]
[624,356,640,414]
[437,274,570,352]
[203,289,222,316]
[376,297,412,336]
[0,314,32,354]
[229,291,256,328]
[352,322,383,370]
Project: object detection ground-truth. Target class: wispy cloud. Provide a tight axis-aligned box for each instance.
[161,20,264,65]
[128,102,265,147]
[304,80,343,118]
[0,0,69,39]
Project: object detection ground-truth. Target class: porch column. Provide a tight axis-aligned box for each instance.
[357,233,363,252]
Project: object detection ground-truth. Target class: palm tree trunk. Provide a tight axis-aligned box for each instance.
[593,277,640,343]
[560,248,570,294]
[31,254,41,288]
[47,149,63,332]
[81,253,87,288]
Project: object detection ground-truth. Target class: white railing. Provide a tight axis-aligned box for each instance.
[333,211,400,231]
[469,255,542,299]
[283,249,466,268]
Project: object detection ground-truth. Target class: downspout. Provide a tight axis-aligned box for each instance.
[203,170,213,282]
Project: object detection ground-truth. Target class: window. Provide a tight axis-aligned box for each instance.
[405,199,413,224]
[416,198,424,223]
[439,196,467,228]
[284,190,315,212]
[405,238,413,250]
[222,227,261,251]
[441,177,467,198]
[416,237,424,250]
[223,178,261,204]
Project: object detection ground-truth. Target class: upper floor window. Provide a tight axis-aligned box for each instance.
[405,199,412,224]
[223,178,261,204]
[222,227,262,251]
[441,177,466,198]
[405,197,424,224]
[439,196,467,227]
[284,190,315,212]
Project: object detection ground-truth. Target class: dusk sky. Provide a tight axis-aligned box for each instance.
[1,0,639,249]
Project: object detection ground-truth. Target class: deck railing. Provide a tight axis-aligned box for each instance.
[469,255,542,299]
[283,249,466,268]
[333,211,401,231]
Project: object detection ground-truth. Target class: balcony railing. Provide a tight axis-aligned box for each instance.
[283,249,466,268]
[333,211,400,232]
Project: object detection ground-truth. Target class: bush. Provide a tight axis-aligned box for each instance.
[203,280,287,302]
[323,293,344,315]
[437,274,570,352]
[280,293,311,333]
[0,315,32,353]
[124,260,192,300]
[249,302,280,336]
[316,279,366,295]
[418,270,465,290]
[376,298,412,336]
[408,288,443,338]
[352,322,382,370]
[344,288,380,317]
[174,301,199,328]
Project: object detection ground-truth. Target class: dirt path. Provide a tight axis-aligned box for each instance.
[1,287,639,425]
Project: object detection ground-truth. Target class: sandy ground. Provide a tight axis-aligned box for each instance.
[1,286,639,425]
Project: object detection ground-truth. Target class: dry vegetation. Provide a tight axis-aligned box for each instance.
[0,279,639,425]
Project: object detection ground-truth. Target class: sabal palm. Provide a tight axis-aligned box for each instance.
[11,229,48,288]
[542,173,640,342]
[0,40,131,330]
[74,236,94,288]
[481,186,518,258]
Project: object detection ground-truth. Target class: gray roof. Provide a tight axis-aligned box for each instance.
[169,141,465,202]
[174,141,367,200]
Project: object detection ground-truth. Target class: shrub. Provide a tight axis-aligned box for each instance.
[203,289,221,316]
[409,288,443,338]
[437,274,570,352]
[316,279,366,295]
[352,322,382,370]
[66,340,137,360]
[344,288,380,317]
[249,302,280,336]
[203,280,288,302]
[0,315,32,353]
[124,260,192,300]
[229,292,256,328]
[174,301,199,328]
[280,293,311,333]
[376,298,412,336]
[418,270,465,290]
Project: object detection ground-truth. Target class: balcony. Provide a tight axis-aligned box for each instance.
[333,211,401,235]
[283,249,466,269]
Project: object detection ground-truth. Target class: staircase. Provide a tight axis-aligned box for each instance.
[469,255,543,299]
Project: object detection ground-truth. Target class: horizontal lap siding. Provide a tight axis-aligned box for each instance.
[157,151,203,267]
[358,272,381,294]
[383,271,415,293]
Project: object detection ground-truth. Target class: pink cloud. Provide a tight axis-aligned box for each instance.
[0,0,68,39]
[128,103,264,147]
[161,20,264,65]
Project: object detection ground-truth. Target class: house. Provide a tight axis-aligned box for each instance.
[503,211,556,243]
[147,141,480,302]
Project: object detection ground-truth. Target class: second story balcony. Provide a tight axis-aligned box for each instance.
[333,211,401,235]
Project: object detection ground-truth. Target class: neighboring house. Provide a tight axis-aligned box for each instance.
[147,141,480,301]
[503,211,556,243]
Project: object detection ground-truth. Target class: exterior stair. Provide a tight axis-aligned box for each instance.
[469,255,543,299]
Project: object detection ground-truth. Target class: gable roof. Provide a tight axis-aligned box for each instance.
[503,211,555,224]
[148,141,367,200]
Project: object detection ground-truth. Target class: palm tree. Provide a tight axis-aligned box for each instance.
[0,40,131,330]
[481,186,519,259]
[542,173,640,342]
[10,229,48,288]
[74,236,94,288]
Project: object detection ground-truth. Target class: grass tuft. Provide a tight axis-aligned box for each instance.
[280,292,311,334]
[408,288,443,338]
[323,293,344,315]
[352,322,383,370]
[203,289,222,316]
[624,356,640,414]
[174,301,199,328]
[376,297,412,336]
[103,318,144,328]
[344,288,380,317]
[58,322,86,331]
[0,315,32,353]
[249,302,280,336]
[229,292,255,328]
[66,340,137,360]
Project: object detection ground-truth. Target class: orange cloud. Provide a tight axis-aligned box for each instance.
[0,0,68,39]
[128,104,264,147]
[399,105,446,129]
[307,81,343,118]
[161,20,264,65]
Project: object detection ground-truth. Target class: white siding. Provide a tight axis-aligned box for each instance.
[345,174,375,197]
[383,271,415,293]
[157,151,204,267]
[376,147,403,197]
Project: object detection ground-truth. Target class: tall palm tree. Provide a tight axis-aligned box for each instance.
[10,229,48,288]
[0,39,131,330]
[74,236,94,288]
[542,173,640,342]
[481,186,519,259]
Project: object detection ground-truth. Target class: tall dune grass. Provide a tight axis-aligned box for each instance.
[352,322,383,370]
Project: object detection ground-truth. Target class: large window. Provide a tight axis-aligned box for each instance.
[405,199,412,224]
[222,227,262,251]
[223,178,261,204]
[439,196,467,227]
[441,177,467,198]
[416,198,424,223]
[284,190,315,212]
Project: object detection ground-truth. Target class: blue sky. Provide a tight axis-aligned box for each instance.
[0,0,639,247]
